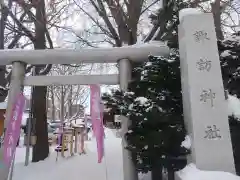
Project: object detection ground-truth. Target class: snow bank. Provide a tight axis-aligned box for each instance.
[176,163,240,180]
[228,95,240,119]
[139,172,151,180]
[179,8,202,22]
[181,135,191,149]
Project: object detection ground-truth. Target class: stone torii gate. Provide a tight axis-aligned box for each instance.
[0,9,236,180]
[0,41,169,180]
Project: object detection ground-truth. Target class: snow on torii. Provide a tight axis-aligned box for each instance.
[0,41,169,65]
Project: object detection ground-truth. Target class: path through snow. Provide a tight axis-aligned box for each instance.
[13,128,123,180]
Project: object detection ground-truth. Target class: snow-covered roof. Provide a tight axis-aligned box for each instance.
[0,41,169,65]
[0,102,7,109]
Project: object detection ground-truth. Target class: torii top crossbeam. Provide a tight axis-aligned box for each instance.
[0,41,169,65]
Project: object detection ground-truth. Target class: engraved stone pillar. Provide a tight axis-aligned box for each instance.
[178,11,235,173]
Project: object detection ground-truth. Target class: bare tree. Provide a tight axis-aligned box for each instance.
[146,0,240,42]
[70,0,161,46]
[1,0,74,162]
[48,84,88,121]
[47,64,92,123]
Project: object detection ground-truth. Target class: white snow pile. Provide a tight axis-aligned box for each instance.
[139,172,151,180]
[224,34,240,44]
[21,112,29,126]
[228,95,240,119]
[134,97,150,106]
[135,97,149,105]
[176,163,240,180]
[132,40,166,48]
[221,50,231,58]
[181,135,191,149]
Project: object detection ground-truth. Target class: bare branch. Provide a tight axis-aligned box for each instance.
[141,0,160,15]
[2,4,36,42]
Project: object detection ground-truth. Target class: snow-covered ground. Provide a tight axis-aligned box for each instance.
[11,94,240,180]
[13,128,123,180]
[177,164,240,180]
[11,128,240,180]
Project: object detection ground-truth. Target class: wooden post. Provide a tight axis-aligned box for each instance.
[70,130,74,156]
[61,133,65,157]
[74,128,78,153]
[79,127,85,153]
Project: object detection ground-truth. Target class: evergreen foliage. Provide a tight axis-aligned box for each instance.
[102,31,240,174]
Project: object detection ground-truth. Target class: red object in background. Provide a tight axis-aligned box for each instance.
[3,93,26,168]
[90,85,104,163]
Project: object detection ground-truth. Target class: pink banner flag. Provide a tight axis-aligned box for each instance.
[90,85,104,163]
[3,93,26,167]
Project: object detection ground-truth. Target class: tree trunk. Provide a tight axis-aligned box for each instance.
[0,6,8,102]
[60,86,64,122]
[68,85,72,119]
[211,0,224,40]
[151,163,162,180]
[32,0,49,162]
[167,167,175,180]
[51,86,55,121]
[32,85,49,162]
[229,119,240,175]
